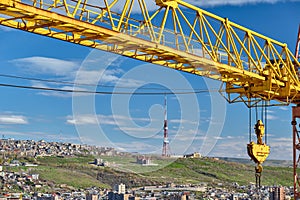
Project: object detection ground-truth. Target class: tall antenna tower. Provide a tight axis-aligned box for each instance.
[162,95,171,157]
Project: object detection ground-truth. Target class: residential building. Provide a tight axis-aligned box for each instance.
[270,186,285,200]
[114,183,126,194]
[86,194,99,200]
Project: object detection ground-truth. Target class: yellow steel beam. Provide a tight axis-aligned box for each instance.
[0,0,299,106]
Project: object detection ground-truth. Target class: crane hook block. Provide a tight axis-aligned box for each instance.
[248,120,270,164]
[247,142,270,164]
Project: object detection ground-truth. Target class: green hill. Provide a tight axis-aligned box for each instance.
[10,155,293,191]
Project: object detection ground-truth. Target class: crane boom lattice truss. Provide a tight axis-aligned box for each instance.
[0,0,299,106]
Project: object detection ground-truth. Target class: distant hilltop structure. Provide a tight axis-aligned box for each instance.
[136,156,158,166]
[94,158,108,167]
[183,152,202,159]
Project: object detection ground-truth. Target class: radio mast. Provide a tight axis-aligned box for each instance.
[162,95,171,157]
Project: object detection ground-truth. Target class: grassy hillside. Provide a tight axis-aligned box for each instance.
[147,158,292,186]
[9,155,293,191]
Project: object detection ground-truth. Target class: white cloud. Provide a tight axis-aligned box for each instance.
[267,137,293,160]
[214,136,224,140]
[207,136,293,160]
[267,114,278,120]
[0,115,28,124]
[66,114,151,125]
[207,135,254,158]
[11,56,79,76]
[271,137,292,142]
[278,106,289,111]
[66,114,98,125]
[9,55,147,97]
[67,113,162,139]
[115,78,146,88]
[30,82,91,98]
[169,119,198,125]
[37,88,74,97]
[1,131,41,137]
[113,115,150,122]
[174,135,206,142]
[113,126,159,134]
[167,129,203,141]
[75,69,120,85]
[113,141,160,153]
[1,130,81,143]
[75,68,144,87]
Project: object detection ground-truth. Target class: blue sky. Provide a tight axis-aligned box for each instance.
[0,0,299,160]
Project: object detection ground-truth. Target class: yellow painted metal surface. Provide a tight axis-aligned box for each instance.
[0,0,299,106]
[255,120,265,145]
[247,142,270,164]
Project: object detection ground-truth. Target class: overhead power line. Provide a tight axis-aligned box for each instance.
[0,73,220,94]
[0,82,217,95]
[0,73,205,91]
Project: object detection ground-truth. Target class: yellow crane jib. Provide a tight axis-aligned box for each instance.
[247,120,270,187]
